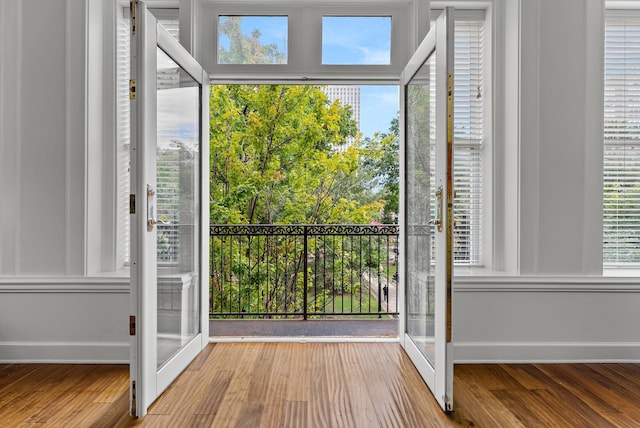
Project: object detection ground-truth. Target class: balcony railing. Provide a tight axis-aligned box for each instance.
[210,224,399,319]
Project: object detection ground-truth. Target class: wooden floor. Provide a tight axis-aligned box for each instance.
[1,343,640,427]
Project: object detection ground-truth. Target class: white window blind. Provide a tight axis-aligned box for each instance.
[116,10,131,268]
[604,12,640,265]
[430,11,486,266]
[117,9,180,266]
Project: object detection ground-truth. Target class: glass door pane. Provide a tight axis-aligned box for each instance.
[155,48,201,369]
[405,54,437,366]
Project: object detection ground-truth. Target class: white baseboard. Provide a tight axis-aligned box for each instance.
[3,339,639,364]
[0,341,129,363]
[454,341,640,363]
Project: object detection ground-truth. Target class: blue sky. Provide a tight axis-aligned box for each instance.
[321,17,391,65]
[360,86,398,137]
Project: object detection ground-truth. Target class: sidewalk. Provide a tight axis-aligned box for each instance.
[363,269,398,315]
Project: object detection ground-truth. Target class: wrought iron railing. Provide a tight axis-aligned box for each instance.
[210,224,399,319]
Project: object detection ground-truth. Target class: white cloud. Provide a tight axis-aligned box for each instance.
[157,86,199,149]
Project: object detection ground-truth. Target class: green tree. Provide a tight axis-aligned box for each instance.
[209,84,383,225]
[360,118,400,224]
[209,84,395,317]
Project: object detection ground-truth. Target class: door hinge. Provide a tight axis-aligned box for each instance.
[129,194,136,214]
[131,380,137,416]
[130,0,137,35]
[129,315,136,335]
[129,80,136,100]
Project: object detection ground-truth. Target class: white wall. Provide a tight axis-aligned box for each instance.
[453,276,640,362]
[517,0,604,275]
[0,0,129,363]
[0,277,129,363]
[453,0,640,363]
[0,0,637,364]
[0,0,85,276]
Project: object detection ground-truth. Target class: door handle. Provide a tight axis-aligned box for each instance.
[428,185,443,232]
[146,184,157,231]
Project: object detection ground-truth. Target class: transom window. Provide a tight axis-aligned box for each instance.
[217,16,288,65]
[200,2,412,80]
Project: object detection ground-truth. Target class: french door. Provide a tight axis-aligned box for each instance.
[399,8,454,412]
[129,1,210,417]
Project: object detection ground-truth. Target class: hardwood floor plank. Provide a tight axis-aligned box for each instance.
[338,343,380,427]
[450,374,526,428]
[285,343,309,403]
[247,342,276,403]
[585,364,640,408]
[209,343,262,427]
[308,343,333,427]
[85,388,131,428]
[283,400,307,428]
[92,367,131,404]
[499,363,554,391]
[324,344,356,428]
[193,369,233,416]
[489,389,551,427]
[39,366,128,426]
[0,365,35,398]
[529,388,600,428]
[185,343,215,372]
[469,364,528,393]
[7,365,96,425]
[1,345,639,427]
[392,346,453,427]
[258,343,290,428]
[146,370,204,418]
[530,364,618,427]
[537,364,623,415]
[234,401,264,428]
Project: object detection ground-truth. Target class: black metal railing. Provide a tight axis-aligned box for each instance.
[210,224,399,319]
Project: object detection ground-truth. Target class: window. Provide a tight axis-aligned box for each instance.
[604,11,640,265]
[201,2,411,79]
[321,16,392,65]
[431,10,486,266]
[217,16,288,64]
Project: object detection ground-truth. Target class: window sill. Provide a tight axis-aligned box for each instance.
[603,267,640,277]
[454,266,508,277]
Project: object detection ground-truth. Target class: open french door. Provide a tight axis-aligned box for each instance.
[399,8,454,412]
[129,0,210,417]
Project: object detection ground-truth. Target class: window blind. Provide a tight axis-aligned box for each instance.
[116,10,131,268]
[117,9,180,266]
[604,13,640,265]
[429,12,486,266]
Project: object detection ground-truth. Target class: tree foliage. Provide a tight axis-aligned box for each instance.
[360,118,400,224]
[209,84,384,225]
[208,83,399,317]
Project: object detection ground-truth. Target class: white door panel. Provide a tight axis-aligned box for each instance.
[399,7,454,413]
[130,0,210,417]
